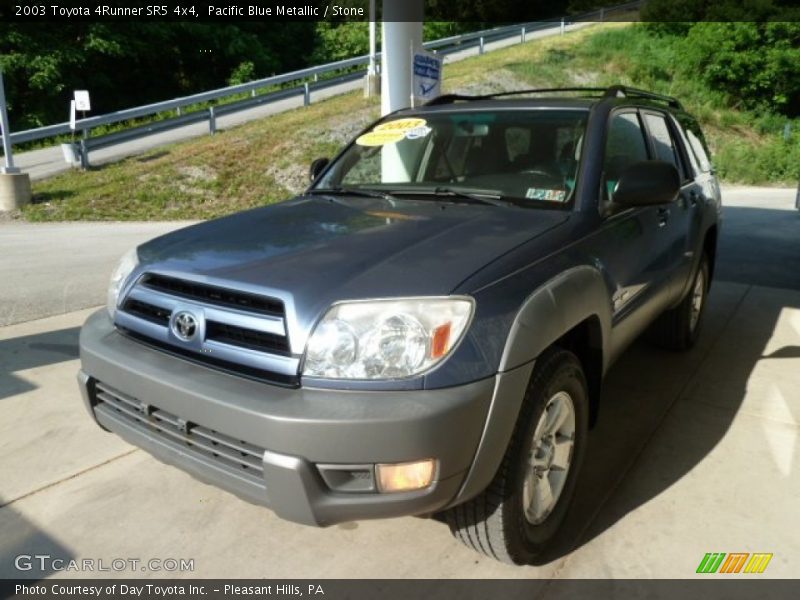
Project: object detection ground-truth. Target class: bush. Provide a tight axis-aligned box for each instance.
[715,135,800,183]
[678,22,800,117]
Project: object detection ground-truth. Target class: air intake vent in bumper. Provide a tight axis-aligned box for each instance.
[94,381,267,484]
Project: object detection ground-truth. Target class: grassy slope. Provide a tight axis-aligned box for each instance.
[22,22,799,222]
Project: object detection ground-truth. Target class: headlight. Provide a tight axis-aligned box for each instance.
[303,297,474,380]
[106,248,139,319]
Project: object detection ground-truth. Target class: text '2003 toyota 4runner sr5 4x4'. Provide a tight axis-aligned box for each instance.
[79,85,721,565]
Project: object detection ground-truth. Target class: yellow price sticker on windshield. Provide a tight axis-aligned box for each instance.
[356,130,406,146]
[374,118,427,133]
[356,118,429,146]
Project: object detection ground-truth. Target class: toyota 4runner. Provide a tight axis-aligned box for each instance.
[78,85,721,564]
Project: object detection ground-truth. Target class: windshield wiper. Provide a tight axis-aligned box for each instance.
[308,187,396,202]
[389,186,513,208]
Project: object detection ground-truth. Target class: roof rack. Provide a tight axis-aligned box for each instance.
[425,85,684,110]
[425,87,607,106]
[603,85,683,110]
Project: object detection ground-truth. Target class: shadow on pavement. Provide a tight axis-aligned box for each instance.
[0,327,80,401]
[762,346,800,360]
[715,206,800,291]
[0,497,75,579]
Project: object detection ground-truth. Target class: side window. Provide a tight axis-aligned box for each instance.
[643,113,681,169]
[604,112,649,201]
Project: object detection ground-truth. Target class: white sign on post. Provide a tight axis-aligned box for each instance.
[74,90,91,111]
[411,48,442,106]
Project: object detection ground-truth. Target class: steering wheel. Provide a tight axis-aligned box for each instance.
[521,164,563,181]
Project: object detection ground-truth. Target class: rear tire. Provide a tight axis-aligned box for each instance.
[647,253,710,351]
[445,348,589,564]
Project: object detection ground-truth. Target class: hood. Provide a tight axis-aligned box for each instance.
[138,194,569,328]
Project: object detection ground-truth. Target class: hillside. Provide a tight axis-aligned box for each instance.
[21,22,800,222]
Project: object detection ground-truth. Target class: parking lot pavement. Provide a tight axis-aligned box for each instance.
[1,278,798,579]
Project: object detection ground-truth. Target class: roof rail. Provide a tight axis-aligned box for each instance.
[425,85,684,110]
[603,85,684,110]
[425,87,608,106]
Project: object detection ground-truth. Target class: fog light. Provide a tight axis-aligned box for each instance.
[376,459,436,493]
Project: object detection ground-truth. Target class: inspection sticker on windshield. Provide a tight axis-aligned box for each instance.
[404,125,432,139]
[526,188,567,202]
[357,118,430,146]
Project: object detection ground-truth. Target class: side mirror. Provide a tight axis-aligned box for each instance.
[613,161,680,207]
[309,157,330,183]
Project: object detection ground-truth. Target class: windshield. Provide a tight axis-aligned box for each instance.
[314,109,588,208]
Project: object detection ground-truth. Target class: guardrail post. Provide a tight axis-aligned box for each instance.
[176,106,182,116]
[600,7,605,21]
[208,106,216,134]
[521,26,526,43]
[78,138,89,169]
[304,82,311,107]
[479,36,485,54]
[561,18,566,35]
[251,89,256,98]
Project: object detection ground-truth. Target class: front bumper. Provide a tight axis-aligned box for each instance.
[78,309,499,526]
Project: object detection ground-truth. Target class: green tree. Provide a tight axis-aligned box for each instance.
[0,23,316,130]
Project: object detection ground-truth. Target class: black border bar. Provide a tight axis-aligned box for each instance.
[4,579,800,600]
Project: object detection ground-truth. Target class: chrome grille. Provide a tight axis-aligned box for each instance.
[206,320,290,354]
[123,298,171,325]
[116,272,299,385]
[141,274,284,317]
[94,381,266,483]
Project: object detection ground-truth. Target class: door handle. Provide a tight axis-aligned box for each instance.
[679,191,699,208]
[657,207,670,227]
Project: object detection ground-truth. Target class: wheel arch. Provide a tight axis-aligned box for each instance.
[450,266,611,506]
[498,265,612,379]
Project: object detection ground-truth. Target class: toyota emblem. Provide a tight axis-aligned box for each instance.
[172,311,198,341]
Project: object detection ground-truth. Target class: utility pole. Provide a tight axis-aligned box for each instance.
[380,0,423,115]
[364,0,380,97]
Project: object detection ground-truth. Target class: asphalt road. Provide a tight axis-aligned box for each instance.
[10,22,592,181]
[0,221,193,327]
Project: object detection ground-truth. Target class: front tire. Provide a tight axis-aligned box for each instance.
[445,348,589,564]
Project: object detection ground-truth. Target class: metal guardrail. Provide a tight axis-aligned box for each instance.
[9,0,643,167]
